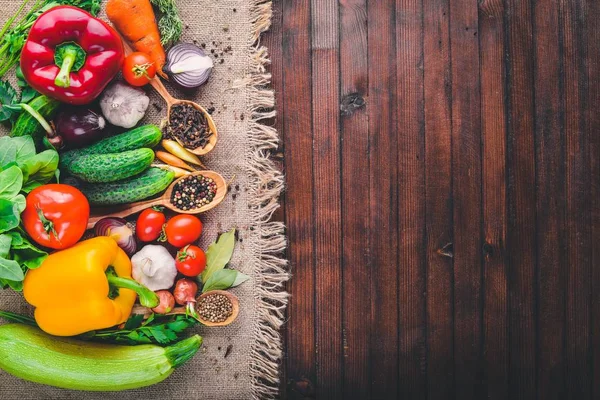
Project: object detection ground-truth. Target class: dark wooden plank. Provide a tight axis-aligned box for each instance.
[310,0,343,398]
[504,0,537,398]
[339,0,370,398]
[478,1,508,398]
[560,1,592,399]
[423,0,454,397]
[367,0,399,397]
[586,0,600,397]
[449,0,484,397]
[281,1,316,397]
[532,0,566,398]
[395,0,426,398]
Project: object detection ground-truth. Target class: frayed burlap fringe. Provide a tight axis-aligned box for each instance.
[243,1,289,399]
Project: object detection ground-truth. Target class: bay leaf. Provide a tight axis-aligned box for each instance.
[201,228,236,283]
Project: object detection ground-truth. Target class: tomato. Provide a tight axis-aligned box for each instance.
[176,245,206,277]
[22,184,90,250]
[122,52,156,87]
[136,208,166,242]
[164,215,203,247]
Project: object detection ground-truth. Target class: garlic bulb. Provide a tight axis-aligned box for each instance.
[99,81,149,128]
[131,245,177,291]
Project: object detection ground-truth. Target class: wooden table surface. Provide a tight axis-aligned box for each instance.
[263,0,599,398]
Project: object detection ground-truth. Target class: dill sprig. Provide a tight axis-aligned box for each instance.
[150,0,183,47]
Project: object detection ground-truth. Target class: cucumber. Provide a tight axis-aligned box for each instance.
[67,148,155,183]
[80,168,175,205]
[59,125,162,169]
[10,95,60,145]
[0,324,201,391]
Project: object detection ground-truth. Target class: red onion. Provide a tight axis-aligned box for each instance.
[55,108,106,148]
[164,43,213,88]
[94,217,137,256]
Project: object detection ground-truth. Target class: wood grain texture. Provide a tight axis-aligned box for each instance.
[281,1,316,398]
[533,0,566,398]
[367,0,400,397]
[396,0,427,398]
[311,0,344,398]
[423,0,454,398]
[339,0,370,399]
[560,1,592,399]
[478,1,508,398]
[273,0,600,398]
[504,0,538,398]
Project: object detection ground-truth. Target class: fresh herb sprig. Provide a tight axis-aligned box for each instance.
[149,0,183,47]
[0,310,198,346]
[0,0,101,78]
[81,313,198,346]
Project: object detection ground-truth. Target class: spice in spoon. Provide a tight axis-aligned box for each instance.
[197,293,233,323]
[170,174,217,211]
[167,103,211,148]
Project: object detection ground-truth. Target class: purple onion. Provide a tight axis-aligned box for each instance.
[94,217,137,256]
[55,108,106,148]
[164,43,213,88]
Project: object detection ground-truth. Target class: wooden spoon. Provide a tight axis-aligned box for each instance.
[149,78,218,156]
[121,40,217,155]
[132,290,240,327]
[87,170,227,229]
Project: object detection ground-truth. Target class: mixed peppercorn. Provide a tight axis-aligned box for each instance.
[197,293,233,323]
[170,174,217,211]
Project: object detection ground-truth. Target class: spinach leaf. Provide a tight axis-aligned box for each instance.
[201,228,236,283]
[0,235,11,258]
[0,198,20,234]
[13,136,35,166]
[9,231,47,270]
[21,149,58,192]
[0,257,24,282]
[0,137,16,168]
[0,165,22,200]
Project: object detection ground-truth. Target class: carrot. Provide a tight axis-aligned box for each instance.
[106,0,167,78]
[155,151,195,172]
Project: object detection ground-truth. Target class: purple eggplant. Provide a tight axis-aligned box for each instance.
[55,108,106,148]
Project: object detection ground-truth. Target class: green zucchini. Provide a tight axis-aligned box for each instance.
[60,125,162,169]
[10,95,60,144]
[67,148,155,183]
[0,324,201,391]
[80,167,175,205]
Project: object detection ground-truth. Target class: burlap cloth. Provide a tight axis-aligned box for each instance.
[0,1,287,399]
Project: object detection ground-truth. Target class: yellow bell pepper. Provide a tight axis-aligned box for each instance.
[23,237,158,337]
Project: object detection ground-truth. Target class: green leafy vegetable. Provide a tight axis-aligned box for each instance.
[16,66,37,103]
[202,269,250,293]
[0,165,23,200]
[0,136,55,290]
[0,80,19,122]
[20,150,59,192]
[0,199,21,234]
[201,228,236,283]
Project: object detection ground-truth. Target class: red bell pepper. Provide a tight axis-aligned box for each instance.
[20,6,124,105]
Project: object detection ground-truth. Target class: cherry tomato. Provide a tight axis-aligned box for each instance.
[164,215,203,247]
[122,52,156,87]
[22,184,90,250]
[136,208,166,242]
[176,245,206,277]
